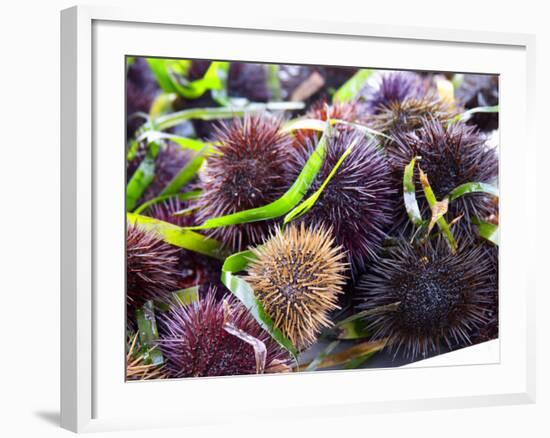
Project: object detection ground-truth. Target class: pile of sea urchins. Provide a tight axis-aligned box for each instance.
[126,66,499,379]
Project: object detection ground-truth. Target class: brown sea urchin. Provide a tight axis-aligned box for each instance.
[195,114,294,251]
[126,224,181,311]
[159,289,292,377]
[245,223,348,350]
[356,238,497,360]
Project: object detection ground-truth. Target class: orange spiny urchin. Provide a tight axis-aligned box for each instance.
[195,114,295,251]
[245,223,348,350]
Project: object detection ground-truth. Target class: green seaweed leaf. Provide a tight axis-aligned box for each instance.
[127,213,226,259]
[153,102,305,131]
[126,142,160,211]
[133,190,201,215]
[135,301,163,366]
[137,131,214,154]
[266,64,282,101]
[478,221,499,245]
[221,250,299,358]
[419,166,457,253]
[448,182,499,201]
[159,151,207,197]
[403,156,424,227]
[333,69,373,103]
[174,286,200,306]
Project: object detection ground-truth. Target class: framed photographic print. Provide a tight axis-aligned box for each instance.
[61,4,536,433]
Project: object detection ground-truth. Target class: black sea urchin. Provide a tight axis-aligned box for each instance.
[195,114,294,251]
[290,129,395,271]
[159,289,292,377]
[356,238,497,359]
[126,224,181,311]
[388,118,498,242]
[363,71,430,115]
[245,223,348,350]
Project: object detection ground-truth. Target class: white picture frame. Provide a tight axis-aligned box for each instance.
[60,4,537,433]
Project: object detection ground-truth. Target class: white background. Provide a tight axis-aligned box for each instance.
[0,0,547,437]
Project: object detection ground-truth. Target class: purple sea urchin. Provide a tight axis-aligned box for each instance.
[159,289,292,377]
[290,129,395,270]
[149,197,195,228]
[245,223,348,350]
[126,224,181,311]
[363,71,430,114]
[195,114,294,251]
[356,238,497,359]
[388,118,498,242]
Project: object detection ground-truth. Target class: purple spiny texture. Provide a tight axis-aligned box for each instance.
[363,71,430,114]
[387,118,498,243]
[356,238,497,360]
[149,197,195,228]
[126,224,180,311]
[158,289,291,377]
[290,129,395,271]
[195,114,294,251]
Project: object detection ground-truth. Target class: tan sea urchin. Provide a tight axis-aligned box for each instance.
[245,223,348,350]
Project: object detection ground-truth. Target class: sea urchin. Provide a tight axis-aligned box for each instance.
[388,118,498,242]
[363,71,429,115]
[356,238,497,359]
[195,114,294,251]
[126,224,181,312]
[158,289,292,377]
[290,129,395,270]
[245,223,348,350]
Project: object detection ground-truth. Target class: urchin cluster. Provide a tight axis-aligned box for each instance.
[290,129,395,271]
[195,114,294,251]
[387,118,498,242]
[158,289,292,377]
[363,71,429,114]
[356,238,497,359]
[245,223,348,350]
[126,224,181,312]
